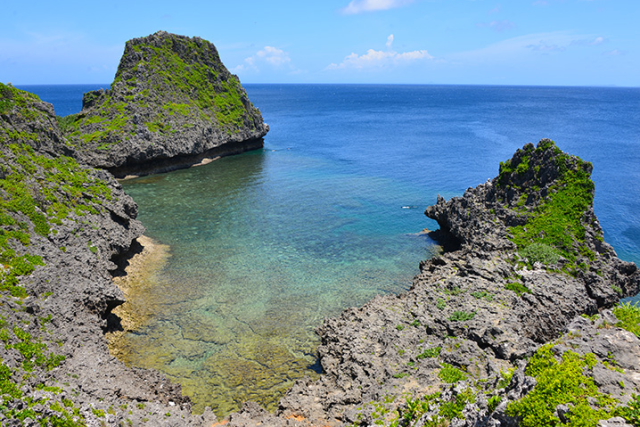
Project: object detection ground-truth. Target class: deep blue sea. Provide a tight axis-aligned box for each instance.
[20,83,640,415]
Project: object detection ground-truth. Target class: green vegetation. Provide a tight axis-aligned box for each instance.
[350,389,478,427]
[0,315,84,425]
[0,143,112,297]
[471,291,494,301]
[617,394,640,426]
[0,83,46,119]
[497,367,516,389]
[438,363,468,383]
[449,311,476,322]
[417,346,442,359]
[488,395,503,413]
[519,242,562,265]
[498,140,598,273]
[507,344,617,426]
[613,302,640,337]
[505,281,532,297]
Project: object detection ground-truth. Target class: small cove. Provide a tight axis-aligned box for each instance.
[22,83,640,416]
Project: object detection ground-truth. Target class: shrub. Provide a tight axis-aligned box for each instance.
[505,282,532,297]
[449,311,476,322]
[507,344,617,426]
[417,347,442,359]
[519,243,561,265]
[439,363,468,383]
[613,302,640,338]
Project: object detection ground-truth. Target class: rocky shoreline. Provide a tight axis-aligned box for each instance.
[3,31,640,426]
[0,31,267,425]
[223,140,640,427]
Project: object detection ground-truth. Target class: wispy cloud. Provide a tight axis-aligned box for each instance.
[477,20,517,32]
[449,31,591,62]
[232,46,296,73]
[327,35,433,70]
[604,49,626,56]
[0,30,121,82]
[341,0,414,15]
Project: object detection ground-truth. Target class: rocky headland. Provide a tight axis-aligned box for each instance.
[223,140,640,427]
[2,30,640,426]
[60,31,269,178]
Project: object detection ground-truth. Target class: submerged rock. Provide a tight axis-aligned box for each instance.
[62,31,269,178]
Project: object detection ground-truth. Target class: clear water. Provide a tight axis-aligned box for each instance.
[21,83,640,415]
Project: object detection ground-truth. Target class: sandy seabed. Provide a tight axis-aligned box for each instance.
[107,235,171,356]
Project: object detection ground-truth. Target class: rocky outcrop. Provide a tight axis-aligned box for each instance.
[0,83,215,425]
[223,140,640,426]
[61,31,268,178]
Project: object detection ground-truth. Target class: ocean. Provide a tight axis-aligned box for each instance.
[19,83,640,415]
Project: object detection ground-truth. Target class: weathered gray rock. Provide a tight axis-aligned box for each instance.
[63,31,269,178]
[0,83,216,425]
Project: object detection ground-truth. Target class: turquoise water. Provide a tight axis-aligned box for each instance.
[120,143,433,414]
[22,83,640,415]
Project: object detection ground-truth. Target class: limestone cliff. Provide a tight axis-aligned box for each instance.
[61,31,268,178]
[0,83,215,425]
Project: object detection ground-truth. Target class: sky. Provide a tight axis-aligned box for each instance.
[1,0,638,86]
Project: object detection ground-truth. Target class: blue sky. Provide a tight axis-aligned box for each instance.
[1,0,637,86]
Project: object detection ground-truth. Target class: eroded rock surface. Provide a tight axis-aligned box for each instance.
[0,83,215,425]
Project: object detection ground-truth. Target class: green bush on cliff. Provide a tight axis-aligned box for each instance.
[519,242,562,265]
[613,302,640,338]
[507,344,617,426]
[0,142,112,297]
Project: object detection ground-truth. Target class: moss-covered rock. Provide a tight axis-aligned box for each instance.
[64,31,269,178]
[1,83,216,425]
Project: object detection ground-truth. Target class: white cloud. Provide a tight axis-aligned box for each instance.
[327,37,433,70]
[233,46,294,73]
[341,0,414,15]
[386,34,395,48]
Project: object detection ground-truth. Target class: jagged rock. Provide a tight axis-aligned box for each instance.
[62,31,269,178]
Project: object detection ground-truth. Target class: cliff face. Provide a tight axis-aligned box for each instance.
[61,31,269,178]
[226,140,640,427]
[0,83,214,425]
